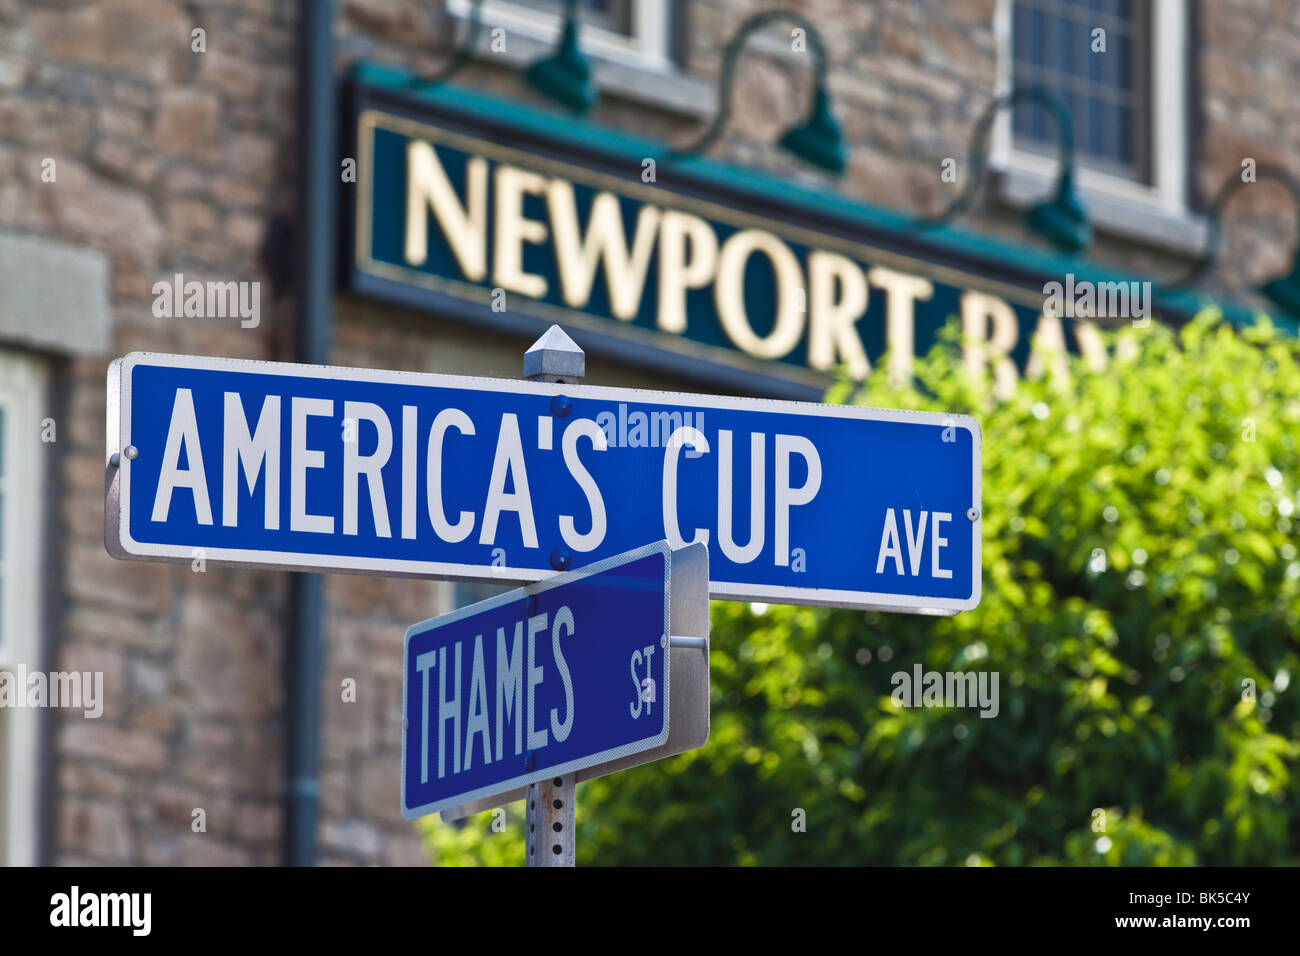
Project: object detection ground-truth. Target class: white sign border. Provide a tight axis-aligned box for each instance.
[107,351,982,614]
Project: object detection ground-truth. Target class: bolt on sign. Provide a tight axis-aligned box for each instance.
[344,61,1229,402]
[105,352,980,614]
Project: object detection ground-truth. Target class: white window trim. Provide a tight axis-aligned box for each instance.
[993,0,1190,218]
[448,0,674,73]
[445,0,713,118]
[0,351,48,867]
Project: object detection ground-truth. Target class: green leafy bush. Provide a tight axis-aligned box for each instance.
[422,310,1300,865]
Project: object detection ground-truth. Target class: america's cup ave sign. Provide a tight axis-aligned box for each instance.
[106,352,980,614]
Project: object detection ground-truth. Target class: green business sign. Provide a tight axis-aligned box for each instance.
[345,62,1257,400]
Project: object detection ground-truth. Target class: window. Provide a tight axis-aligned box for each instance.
[512,0,634,37]
[448,0,678,73]
[0,351,48,866]
[1012,0,1150,181]
[994,0,1189,223]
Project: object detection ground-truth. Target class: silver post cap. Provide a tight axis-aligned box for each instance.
[523,325,585,382]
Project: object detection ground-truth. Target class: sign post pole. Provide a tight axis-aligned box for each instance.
[521,325,585,868]
[526,774,575,867]
[106,331,977,866]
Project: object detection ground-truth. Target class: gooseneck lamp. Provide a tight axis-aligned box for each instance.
[407,0,483,90]
[1166,163,1300,318]
[918,86,1091,253]
[671,9,847,175]
[524,0,598,113]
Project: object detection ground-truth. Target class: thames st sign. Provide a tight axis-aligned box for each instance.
[401,540,707,819]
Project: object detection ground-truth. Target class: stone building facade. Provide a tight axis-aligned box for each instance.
[0,0,1295,865]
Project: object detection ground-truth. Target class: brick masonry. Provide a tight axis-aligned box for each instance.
[0,0,1295,865]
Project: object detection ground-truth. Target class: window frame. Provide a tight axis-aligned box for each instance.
[992,0,1189,219]
[447,0,677,74]
[0,350,48,867]
[509,0,634,37]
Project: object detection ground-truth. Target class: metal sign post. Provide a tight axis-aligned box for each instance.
[105,324,979,868]
[526,775,575,867]
[521,326,582,868]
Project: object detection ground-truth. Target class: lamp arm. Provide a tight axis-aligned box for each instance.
[408,0,485,90]
[670,8,830,159]
[915,85,1076,227]
[1166,163,1300,288]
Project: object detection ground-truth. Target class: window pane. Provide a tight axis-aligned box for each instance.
[1026,7,1046,66]
[1116,103,1135,166]
[1085,94,1105,157]
[1056,14,1079,78]
[1116,31,1134,88]
[1010,0,1149,181]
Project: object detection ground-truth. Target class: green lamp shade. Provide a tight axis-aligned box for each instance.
[524,18,596,114]
[778,86,847,175]
[1259,253,1300,317]
[1024,167,1092,253]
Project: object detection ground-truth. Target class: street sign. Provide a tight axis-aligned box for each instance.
[438,538,710,822]
[106,351,980,614]
[346,64,1238,403]
[401,540,702,820]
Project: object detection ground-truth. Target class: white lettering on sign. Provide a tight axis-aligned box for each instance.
[661,426,823,565]
[148,388,830,568]
[717,431,764,564]
[480,413,538,548]
[342,400,393,537]
[417,605,578,782]
[549,605,575,743]
[628,644,658,719]
[875,508,952,579]
[558,418,607,553]
[223,393,280,529]
[152,388,212,525]
[290,396,334,534]
[662,426,710,549]
[495,622,524,761]
[774,435,821,567]
[525,611,548,751]
[427,407,476,543]
[464,634,491,770]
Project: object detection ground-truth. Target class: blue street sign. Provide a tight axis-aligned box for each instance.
[401,541,674,819]
[107,352,981,613]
